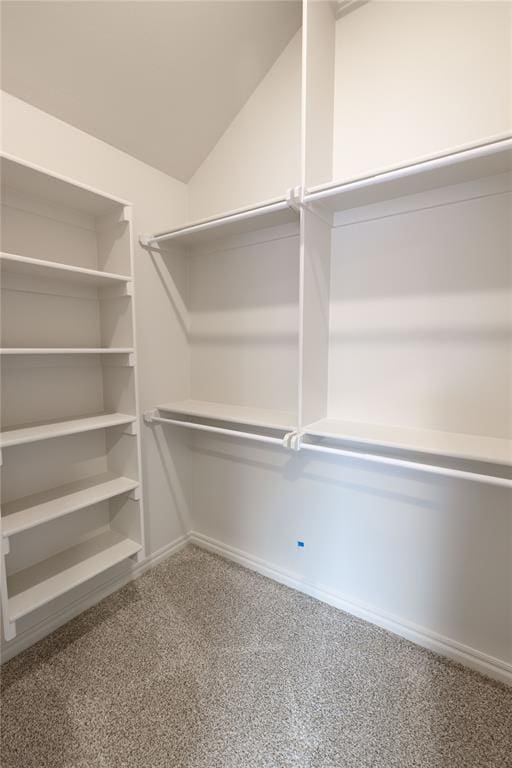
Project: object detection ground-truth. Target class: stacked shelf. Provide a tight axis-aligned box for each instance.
[0,413,137,449]
[2,473,140,538]
[0,154,145,641]
[1,251,131,286]
[7,531,142,622]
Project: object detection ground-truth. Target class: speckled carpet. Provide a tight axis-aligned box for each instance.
[1,545,511,768]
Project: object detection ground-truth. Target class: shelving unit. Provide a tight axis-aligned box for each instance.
[294,2,512,484]
[142,196,301,435]
[0,154,145,642]
[299,135,512,481]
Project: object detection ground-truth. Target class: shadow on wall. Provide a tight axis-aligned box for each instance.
[149,246,190,341]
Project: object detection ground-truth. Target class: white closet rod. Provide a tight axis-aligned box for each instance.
[142,197,290,245]
[300,442,512,488]
[147,413,285,446]
[306,136,512,201]
[146,412,511,487]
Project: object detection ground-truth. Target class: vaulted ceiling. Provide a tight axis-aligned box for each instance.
[1,1,302,181]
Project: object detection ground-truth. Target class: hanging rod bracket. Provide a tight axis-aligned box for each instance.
[283,430,302,451]
[143,409,158,424]
[139,234,154,248]
[286,186,302,213]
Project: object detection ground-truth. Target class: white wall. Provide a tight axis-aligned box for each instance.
[188,31,302,219]
[190,436,512,669]
[1,92,192,651]
[332,1,512,181]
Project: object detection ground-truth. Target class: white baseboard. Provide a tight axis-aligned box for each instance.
[1,533,189,663]
[190,531,512,686]
[4,529,510,686]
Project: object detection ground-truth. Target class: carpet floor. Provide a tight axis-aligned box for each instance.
[1,545,511,768]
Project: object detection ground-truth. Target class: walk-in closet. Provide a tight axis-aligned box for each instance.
[1,2,511,766]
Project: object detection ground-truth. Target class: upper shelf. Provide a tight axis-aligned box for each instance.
[140,194,299,249]
[304,418,512,467]
[1,153,129,216]
[157,399,296,432]
[0,252,131,285]
[305,137,512,213]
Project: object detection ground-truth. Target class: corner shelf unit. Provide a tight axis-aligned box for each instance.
[0,154,145,642]
[143,140,512,488]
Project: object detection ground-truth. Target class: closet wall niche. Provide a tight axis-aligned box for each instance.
[0,156,144,641]
[300,0,512,476]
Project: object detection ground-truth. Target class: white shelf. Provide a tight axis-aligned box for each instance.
[157,399,295,431]
[0,252,131,286]
[0,413,136,449]
[305,138,512,212]
[6,529,142,621]
[1,154,130,216]
[1,473,140,538]
[304,418,512,466]
[142,195,298,248]
[0,348,134,355]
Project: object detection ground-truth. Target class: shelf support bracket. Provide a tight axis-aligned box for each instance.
[3,619,16,643]
[123,421,138,436]
[1,539,16,642]
[129,487,141,502]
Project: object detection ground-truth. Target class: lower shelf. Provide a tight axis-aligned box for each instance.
[0,412,136,448]
[304,418,512,466]
[157,399,295,431]
[7,529,142,622]
[1,473,140,538]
